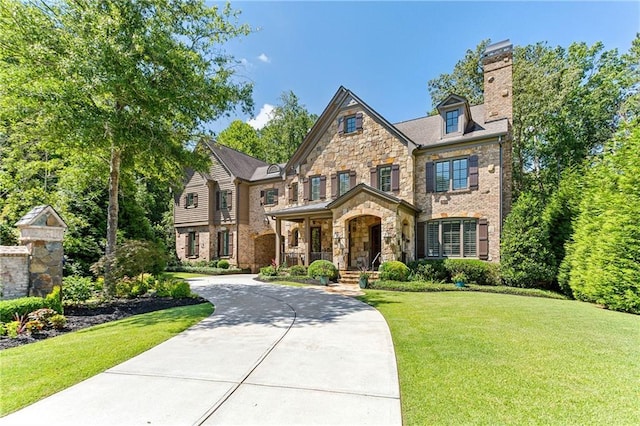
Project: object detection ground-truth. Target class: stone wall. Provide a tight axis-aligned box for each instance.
[0,246,30,299]
[27,240,63,297]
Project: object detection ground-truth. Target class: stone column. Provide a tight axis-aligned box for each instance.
[303,217,311,266]
[275,218,282,266]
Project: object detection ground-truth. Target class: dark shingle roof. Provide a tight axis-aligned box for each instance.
[394,105,508,148]
[204,141,268,181]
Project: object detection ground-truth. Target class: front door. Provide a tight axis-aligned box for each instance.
[370,224,381,268]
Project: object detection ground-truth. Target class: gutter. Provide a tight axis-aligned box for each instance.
[415,130,507,152]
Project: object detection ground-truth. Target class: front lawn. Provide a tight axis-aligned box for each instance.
[0,303,213,416]
[360,290,640,425]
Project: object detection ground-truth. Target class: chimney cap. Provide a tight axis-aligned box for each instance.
[482,39,513,59]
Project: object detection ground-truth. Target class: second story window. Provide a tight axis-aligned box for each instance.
[338,112,363,135]
[217,190,232,210]
[435,158,469,192]
[345,115,357,133]
[265,188,278,205]
[338,172,350,196]
[378,165,392,192]
[310,176,321,201]
[185,192,198,208]
[445,109,459,134]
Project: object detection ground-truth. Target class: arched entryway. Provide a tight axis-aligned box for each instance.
[346,215,381,269]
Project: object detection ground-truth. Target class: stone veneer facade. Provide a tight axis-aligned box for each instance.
[174,41,514,273]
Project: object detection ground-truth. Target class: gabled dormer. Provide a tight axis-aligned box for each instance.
[436,94,473,138]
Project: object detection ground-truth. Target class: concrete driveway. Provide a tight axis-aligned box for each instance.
[2,275,401,425]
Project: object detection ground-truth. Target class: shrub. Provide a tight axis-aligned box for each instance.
[289,265,307,276]
[308,260,338,281]
[5,321,21,338]
[0,323,6,336]
[379,261,410,282]
[45,286,63,314]
[0,297,46,323]
[169,280,192,299]
[260,265,278,277]
[443,259,500,286]
[408,260,448,282]
[62,275,97,302]
[217,259,230,269]
[208,260,219,268]
[48,314,67,329]
[500,192,556,288]
[115,277,148,299]
[27,308,57,322]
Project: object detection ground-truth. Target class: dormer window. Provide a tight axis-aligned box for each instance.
[445,109,460,134]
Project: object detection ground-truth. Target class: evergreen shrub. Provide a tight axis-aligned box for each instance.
[308,260,338,281]
[379,261,410,282]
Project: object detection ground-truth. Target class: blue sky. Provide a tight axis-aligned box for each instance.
[210,1,639,134]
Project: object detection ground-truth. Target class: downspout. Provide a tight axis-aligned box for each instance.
[498,135,503,233]
[235,179,240,269]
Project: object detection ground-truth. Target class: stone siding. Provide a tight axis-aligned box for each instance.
[27,240,63,297]
[0,246,30,300]
[415,140,503,261]
[175,225,210,261]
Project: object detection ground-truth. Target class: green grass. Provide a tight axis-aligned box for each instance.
[0,303,213,416]
[359,290,640,425]
[162,271,208,279]
[369,280,567,299]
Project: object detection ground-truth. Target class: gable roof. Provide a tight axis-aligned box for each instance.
[203,140,268,181]
[327,183,420,213]
[394,104,508,149]
[285,86,418,172]
[16,205,67,228]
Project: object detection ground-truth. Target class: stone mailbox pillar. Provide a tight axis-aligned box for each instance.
[16,206,67,297]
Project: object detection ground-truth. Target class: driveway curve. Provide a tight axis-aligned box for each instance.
[3,275,401,425]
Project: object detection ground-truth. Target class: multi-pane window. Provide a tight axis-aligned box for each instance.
[220,191,228,209]
[265,189,278,205]
[426,219,477,258]
[338,172,350,196]
[218,230,229,257]
[435,158,468,192]
[186,192,197,208]
[378,165,392,192]
[445,109,459,134]
[435,161,450,192]
[452,159,468,190]
[187,231,197,257]
[310,176,321,201]
[345,115,357,133]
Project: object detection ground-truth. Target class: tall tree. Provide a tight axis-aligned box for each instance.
[260,91,317,163]
[0,0,253,290]
[217,119,263,159]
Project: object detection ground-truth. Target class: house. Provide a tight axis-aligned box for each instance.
[174,40,513,273]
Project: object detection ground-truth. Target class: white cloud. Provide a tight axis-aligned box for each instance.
[247,104,275,130]
[257,53,270,63]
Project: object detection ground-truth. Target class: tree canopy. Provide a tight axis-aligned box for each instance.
[0,0,254,290]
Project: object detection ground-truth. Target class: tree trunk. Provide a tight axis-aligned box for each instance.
[104,147,121,293]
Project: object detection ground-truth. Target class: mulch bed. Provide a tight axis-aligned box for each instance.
[0,296,208,351]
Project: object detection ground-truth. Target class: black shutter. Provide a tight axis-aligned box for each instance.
[227,190,233,209]
[194,233,199,256]
[229,232,234,258]
[355,112,363,131]
[417,222,425,259]
[478,218,488,260]
[469,155,479,190]
[391,164,400,191]
[184,234,189,256]
[260,190,265,205]
[337,117,345,135]
[370,167,378,188]
[303,178,309,201]
[425,162,435,193]
[331,174,337,198]
[274,188,279,205]
[287,185,293,203]
[184,195,188,208]
[320,176,327,199]
[349,170,356,189]
[215,191,220,211]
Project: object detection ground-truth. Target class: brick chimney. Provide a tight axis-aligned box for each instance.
[482,40,513,123]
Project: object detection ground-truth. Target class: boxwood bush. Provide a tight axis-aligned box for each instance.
[308,260,338,281]
[379,261,410,282]
[0,297,47,322]
[289,265,307,276]
[443,259,500,286]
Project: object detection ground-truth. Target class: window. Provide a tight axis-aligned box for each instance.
[264,188,278,205]
[345,115,356,133]
[185,192,197,208]
[338,113,363,135]
[435,158,468,192]
[187,232,198,257]
[425,219,478,258]
[310,176,321,201]
[218,230,229,257]
[445,109,459,134]
[378,165,392,192]
[290,182,298,203]
[217,190,231,210]
[338,172,350,196]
